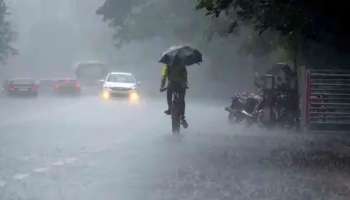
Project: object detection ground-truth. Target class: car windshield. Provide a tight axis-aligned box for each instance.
[58,79,76,83]
[75,63,107,81]
[11,79,35,84]
[107,74,135,83]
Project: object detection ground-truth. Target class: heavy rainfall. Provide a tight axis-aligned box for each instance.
[1,0,350,199]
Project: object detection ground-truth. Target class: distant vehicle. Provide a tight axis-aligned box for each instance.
[38,79,56,93]
[4,78,39,96]
[53,79,81,95]
[101,72,140,103]
[75,61,108,86]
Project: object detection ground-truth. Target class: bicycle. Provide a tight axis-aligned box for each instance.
[161,87,182,134]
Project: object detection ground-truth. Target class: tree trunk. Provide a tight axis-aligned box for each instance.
[293,33,302,131]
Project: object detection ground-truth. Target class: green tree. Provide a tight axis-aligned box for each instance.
[96,0,295,68]
[97,0,209,47]
[97,0,287,86]
[0,0,15,62]
[196,0,350,67]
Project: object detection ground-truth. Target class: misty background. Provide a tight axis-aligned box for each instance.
[2,1,350,200]
[1,0,286,99]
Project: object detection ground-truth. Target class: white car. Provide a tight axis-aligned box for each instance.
[101,72,140,102]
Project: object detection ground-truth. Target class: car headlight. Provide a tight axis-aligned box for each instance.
[129,90,140,103]
[101,89,111,100]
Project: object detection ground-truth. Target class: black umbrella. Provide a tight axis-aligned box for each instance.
[159,45,202,66]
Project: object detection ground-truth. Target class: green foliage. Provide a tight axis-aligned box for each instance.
[97,0,209,47]
[197,0,350,66]
[0,0,15,62]
[96,0,138,27]
[96,0,296,63]
[196,0,306,36]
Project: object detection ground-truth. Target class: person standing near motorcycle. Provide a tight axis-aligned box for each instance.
[160,57,189,128]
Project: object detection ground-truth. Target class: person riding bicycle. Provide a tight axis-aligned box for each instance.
[160,57,189,128]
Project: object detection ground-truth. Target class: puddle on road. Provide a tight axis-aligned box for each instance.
[13,173,30,181]
[0,179,6,187]
[51,161,65,167]
[64,157,78,164]
[33,167,49,173]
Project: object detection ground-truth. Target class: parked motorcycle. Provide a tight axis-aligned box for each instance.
[225,92,262,126]
[226,63,300,129]
[225,93,244,123]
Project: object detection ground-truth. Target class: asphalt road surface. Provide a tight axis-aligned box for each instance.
[1,95,350,200]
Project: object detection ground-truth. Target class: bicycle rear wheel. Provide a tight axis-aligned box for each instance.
[171,104,181,134]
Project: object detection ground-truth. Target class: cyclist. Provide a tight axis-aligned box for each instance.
[160,58,189,128]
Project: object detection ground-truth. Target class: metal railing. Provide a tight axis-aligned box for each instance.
[306,69,350,130]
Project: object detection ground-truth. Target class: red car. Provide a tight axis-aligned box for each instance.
[53,79,81,95]
[5,79,39,96]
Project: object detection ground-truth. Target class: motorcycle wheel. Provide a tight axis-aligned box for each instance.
[228,112,244,124]
[228,112,235,124]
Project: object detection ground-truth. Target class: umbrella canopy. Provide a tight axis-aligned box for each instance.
[159,45,202,66]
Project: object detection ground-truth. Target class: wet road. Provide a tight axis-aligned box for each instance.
[1,95,350,200]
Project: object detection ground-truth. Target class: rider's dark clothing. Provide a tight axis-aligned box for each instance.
[161,64,187,117]
[167,82,186,117]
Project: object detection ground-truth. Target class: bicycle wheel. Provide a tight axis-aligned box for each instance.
[171,103,181,134]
